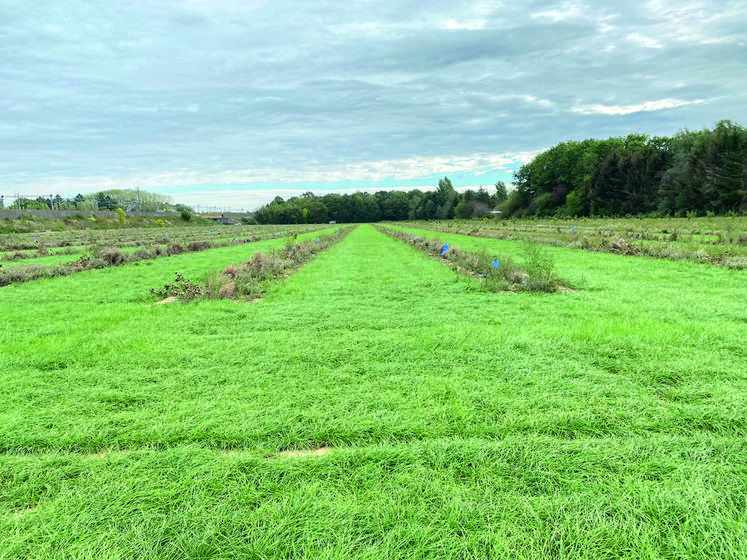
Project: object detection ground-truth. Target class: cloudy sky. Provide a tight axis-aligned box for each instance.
[2,1,746,210]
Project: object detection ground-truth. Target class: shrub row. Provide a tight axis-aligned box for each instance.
[524,233,747,269]
[376,226,570,293]
[0,222,329,252]
[0,244,82,262]
[0,227,339,288]
[0,242,194,287]
[151,228,353,302]
[411,223,747,270]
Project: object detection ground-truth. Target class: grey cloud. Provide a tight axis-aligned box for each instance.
[169,11,213,27]
[1,0,745,198]
[331,22,595,75]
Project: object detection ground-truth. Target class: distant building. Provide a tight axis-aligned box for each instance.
[201,212,245,225]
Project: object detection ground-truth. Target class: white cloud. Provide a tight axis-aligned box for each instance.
[494,94,556,109]
[625,32,662,49]
[8,151,535,196]
[571,98,705,115]
[442,19,487,30]
[531,1,588,22]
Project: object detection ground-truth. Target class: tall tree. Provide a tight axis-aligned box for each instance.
[493,181,508,205]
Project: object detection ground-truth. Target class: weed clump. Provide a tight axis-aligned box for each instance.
[151,273,203,301]
[607,236,641,256]
[132,248,152,261]
[521,239,557,292]
[166,243,185,256]
[188,241,210,252]
[100,248,127,266]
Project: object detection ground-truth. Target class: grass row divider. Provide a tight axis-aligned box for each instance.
[151,227,355,303]
[404,220,747,269]
[0,226,334,288]
[375,225,571,293]
[0,223,327,253]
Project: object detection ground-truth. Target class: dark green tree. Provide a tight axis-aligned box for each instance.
[493,181,508,205]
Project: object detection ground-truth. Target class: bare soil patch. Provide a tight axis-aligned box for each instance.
[150,296,178,306]
[277,446,332,458]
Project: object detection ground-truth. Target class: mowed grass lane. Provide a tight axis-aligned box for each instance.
[1,224,746,559]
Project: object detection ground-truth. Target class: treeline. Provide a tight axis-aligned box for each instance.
[254,179,508,224]
[1,189,190,214]
[504,120,747,218]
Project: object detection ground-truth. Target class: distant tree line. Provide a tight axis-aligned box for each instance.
[1,189,191,214]
[253,178,509,224]
[503,120,747,218]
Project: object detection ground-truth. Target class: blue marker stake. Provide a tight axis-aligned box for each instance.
[315,238,320,242]
[491,259,500,268]
[166,234,169,238]
[441,243,449,256]
[409,234,413,239]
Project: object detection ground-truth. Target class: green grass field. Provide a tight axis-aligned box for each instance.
[1,224,746,558]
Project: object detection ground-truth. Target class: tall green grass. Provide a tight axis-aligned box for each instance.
[1,224,745,558]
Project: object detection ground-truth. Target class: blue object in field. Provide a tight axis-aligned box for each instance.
[32,237,35,241]
[409,234,413,238]
[290,246,295,253]
[441,243,449,256]
[491,259,500,269]
[315,238,320,242]
[166,234,169,238]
